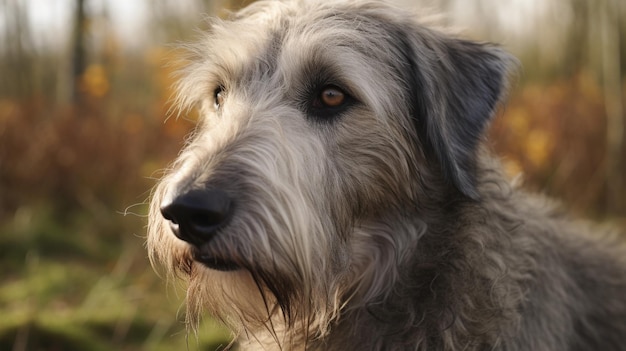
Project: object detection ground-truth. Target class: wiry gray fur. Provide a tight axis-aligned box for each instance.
[147,1,626,350]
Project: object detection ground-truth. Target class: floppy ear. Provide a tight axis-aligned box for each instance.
[404,32,513,199]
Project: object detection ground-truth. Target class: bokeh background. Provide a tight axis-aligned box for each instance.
[1,0,625,350]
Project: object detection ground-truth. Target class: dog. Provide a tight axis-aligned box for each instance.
[147,1,626,349]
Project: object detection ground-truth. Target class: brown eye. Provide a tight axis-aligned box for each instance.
[306,84,355,121]
[214,86,225,109]
[319,86,345,107]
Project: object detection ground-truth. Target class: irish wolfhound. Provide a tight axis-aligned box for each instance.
[147,1,626,350]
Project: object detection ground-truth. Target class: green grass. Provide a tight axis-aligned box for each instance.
[0,204,232,350]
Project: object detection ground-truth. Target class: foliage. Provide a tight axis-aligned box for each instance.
[491,72,621,216]
[0,47,230,349]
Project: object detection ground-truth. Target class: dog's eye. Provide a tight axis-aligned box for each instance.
[319,86,345,107]
[314,85,346,108]
[305,84,355,121]
[214,86,225,110]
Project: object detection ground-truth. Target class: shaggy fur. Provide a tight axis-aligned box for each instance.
[147,1,626,350]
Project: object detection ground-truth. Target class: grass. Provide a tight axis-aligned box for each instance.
[0,203,232,350]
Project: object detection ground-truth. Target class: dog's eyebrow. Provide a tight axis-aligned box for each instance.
[298,62,356,95]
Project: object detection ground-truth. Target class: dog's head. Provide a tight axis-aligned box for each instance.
[148,0,514,343]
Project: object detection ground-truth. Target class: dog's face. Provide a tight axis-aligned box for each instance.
[148,0,512,336]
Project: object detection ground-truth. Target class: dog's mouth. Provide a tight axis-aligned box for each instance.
[192,248,242,271]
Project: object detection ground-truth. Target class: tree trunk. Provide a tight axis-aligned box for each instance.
[601,0,625,215]
[71,0,87,104]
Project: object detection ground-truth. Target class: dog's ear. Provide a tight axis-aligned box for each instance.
[403,30,514,199]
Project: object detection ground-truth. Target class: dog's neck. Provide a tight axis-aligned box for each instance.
[320,167,523,350]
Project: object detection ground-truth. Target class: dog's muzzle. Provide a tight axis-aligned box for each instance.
[160,189,240,271]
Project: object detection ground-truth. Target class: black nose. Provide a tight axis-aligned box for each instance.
[160,189,232,246]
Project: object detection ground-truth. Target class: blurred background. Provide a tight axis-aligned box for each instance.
[0,0,625,350]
